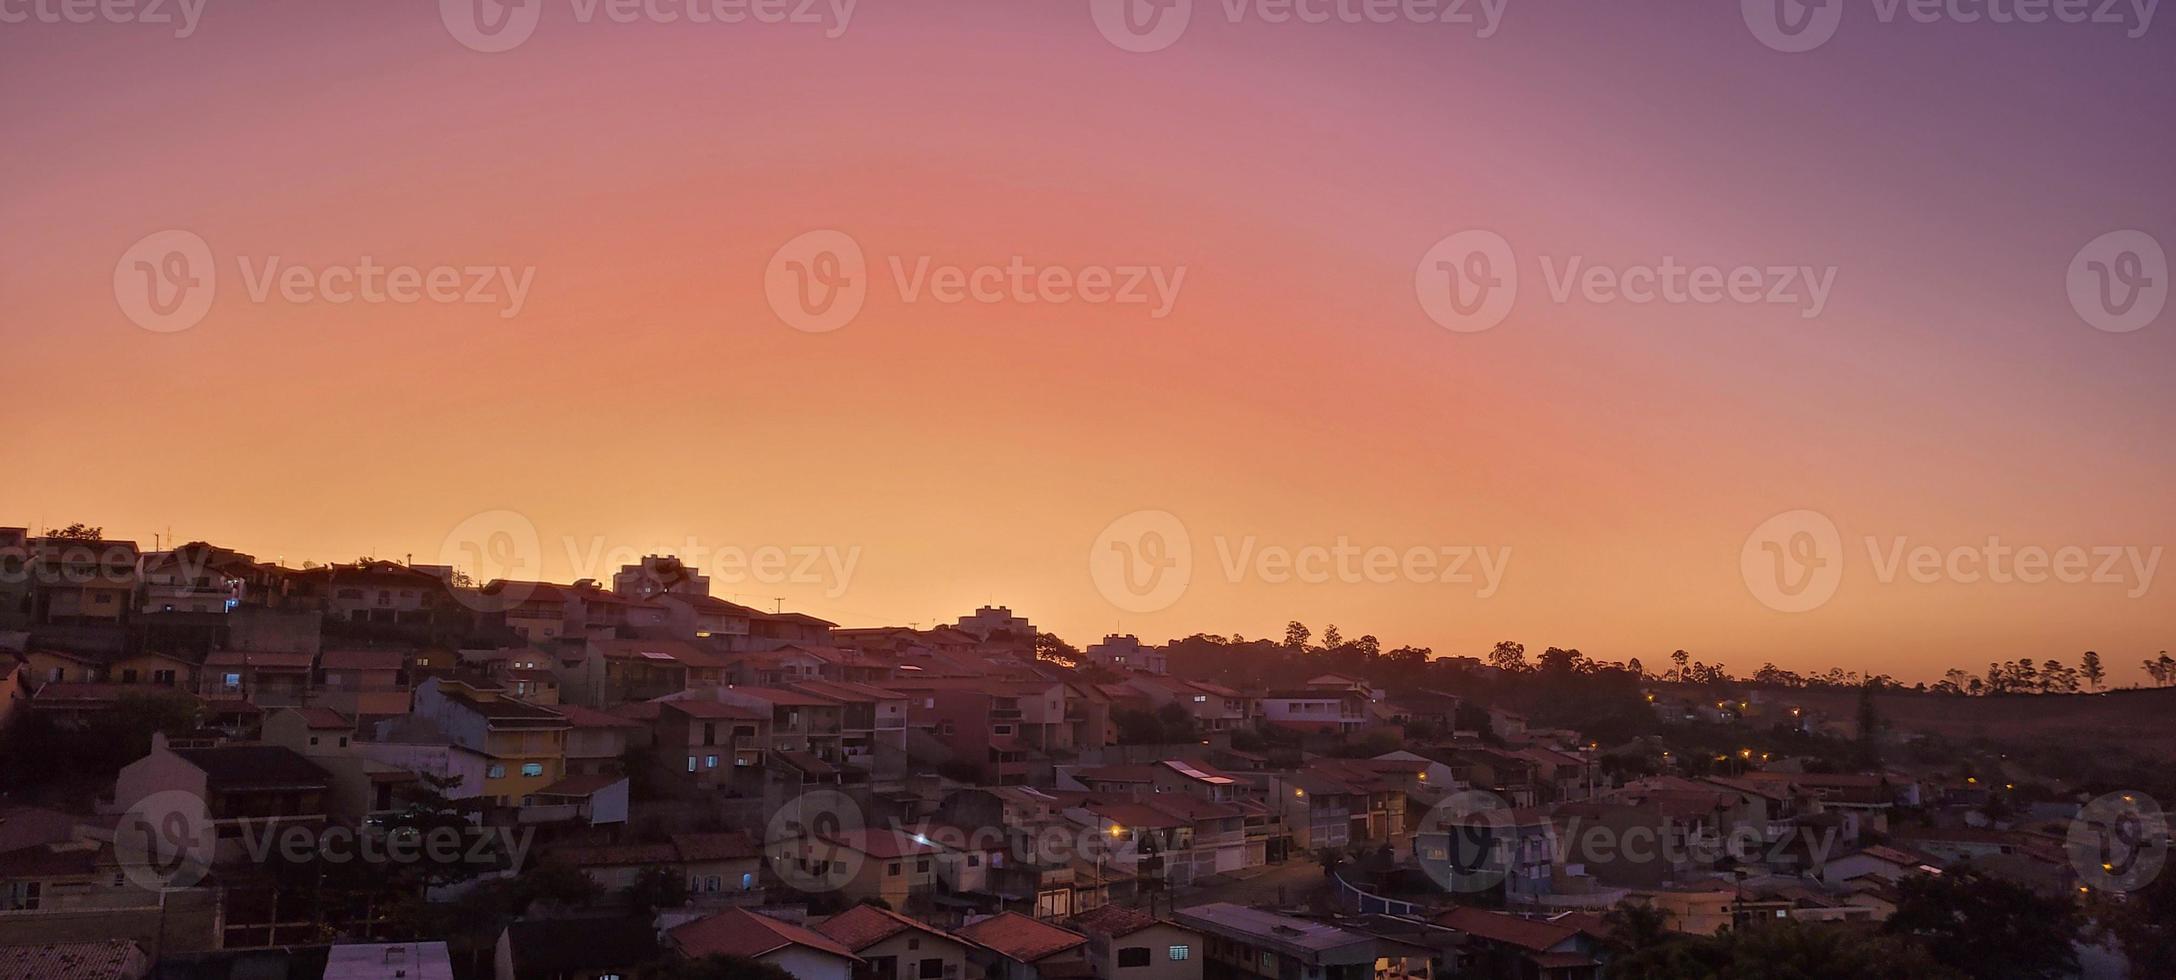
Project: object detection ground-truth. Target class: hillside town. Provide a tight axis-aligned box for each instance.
[1,527,2169,979]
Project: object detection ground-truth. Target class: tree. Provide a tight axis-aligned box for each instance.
[1599,903,1674,958]
[1321,625,1343,651]
[1884,868,2081,980]
[1487,640,1527,673]
[1610,918,1956,980]
[47,523,102,540]
[1034,631,1081,666]
[626,865,689,913]
[2080,650,2104,691]
[1855,680,1883,766]
[1284,622,1312,651]
[1670,649,1690,682]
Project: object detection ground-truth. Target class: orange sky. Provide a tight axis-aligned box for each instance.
[3,2,2171,685]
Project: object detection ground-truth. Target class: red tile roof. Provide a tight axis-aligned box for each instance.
[1068,904,1160,940]
[961,910,1088,962]
[956,912,1087,963]
[814,905,959,952]
[1434,907,1590,952]
[672,908,860,962]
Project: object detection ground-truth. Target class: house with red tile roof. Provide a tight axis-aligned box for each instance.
[956,911,1089,980]
[813,904,976,980]
[1432,906,1604,979]
[1067,904,1203,980]
[669,908,860,980]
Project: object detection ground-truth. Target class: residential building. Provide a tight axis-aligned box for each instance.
[316,649,410,718]
[1173,904,1432,980]
[955,605,1034,644]
[957,912,1089,980]
[612,554,712,601]
[1068,905,1203,980]
[1083,634,1164,674]
[1258,689,1367,736]
[322,941,456,980]
[670,908,862,980]
[408,677,570,807]
[1433,906,1605,980]
[199,650,315,706]
[813,902,976,980]
[657,698,770,790]
[113,735,333,863]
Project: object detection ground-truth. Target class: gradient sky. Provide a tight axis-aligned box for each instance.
[3,0,2172,685]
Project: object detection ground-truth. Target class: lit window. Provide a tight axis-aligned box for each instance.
[1169,946,1191,961]
[487,764,506,779]
[521,763,544,778]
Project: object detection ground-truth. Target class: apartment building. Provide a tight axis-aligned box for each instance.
[408,677,569,807]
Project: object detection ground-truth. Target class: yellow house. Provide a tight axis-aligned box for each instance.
[410,677,569,807]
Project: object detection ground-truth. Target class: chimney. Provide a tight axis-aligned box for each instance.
[151,731,169,753]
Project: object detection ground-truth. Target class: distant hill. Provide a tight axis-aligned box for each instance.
[1781,685,2176,759]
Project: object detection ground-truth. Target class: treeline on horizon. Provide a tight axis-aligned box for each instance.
[1037,624,2176,699]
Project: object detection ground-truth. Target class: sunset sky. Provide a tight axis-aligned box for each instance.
[3,1,2171,684]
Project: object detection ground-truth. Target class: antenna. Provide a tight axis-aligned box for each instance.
[773,598,785,614]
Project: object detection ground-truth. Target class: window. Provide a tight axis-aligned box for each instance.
[1118,948,1151,968]
[915,859,930,873]
[907,939,920,951]
[309,737,320,746]
[1169,946,1191,961]
[521,763,544,777]
[0,882,40,911]
[338,737,349,748]
[706,755,719,768]
[740,873,755,890]
[487,764,507,778]
[919,958,945,979]
[687,757,698,772]
[888,862,902,877]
